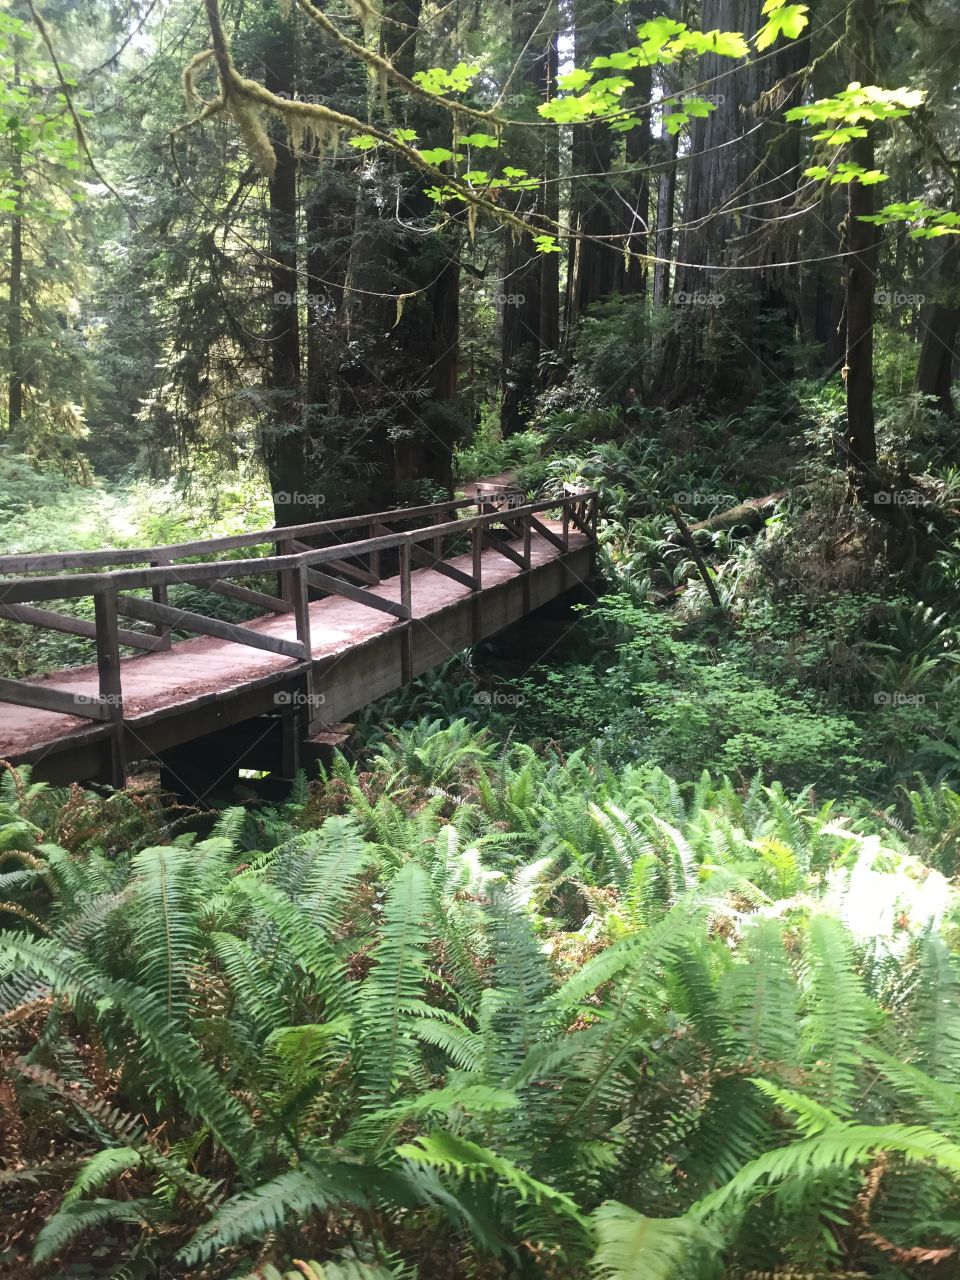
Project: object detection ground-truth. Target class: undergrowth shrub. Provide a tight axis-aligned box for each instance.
[4,726,960,1277]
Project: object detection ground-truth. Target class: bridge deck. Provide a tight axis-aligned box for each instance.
[0,518,591,781]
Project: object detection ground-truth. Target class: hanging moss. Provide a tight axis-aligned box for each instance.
[230,97,277,177]
[182,49,214,107]
[285,108,340,159]
[344,0,374,39]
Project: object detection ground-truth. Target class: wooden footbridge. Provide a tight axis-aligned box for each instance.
[0,487,597,791]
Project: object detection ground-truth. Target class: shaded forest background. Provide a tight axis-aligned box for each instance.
[1,0,957,526]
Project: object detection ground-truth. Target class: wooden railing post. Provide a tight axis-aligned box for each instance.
[291,560,312,665]
[399,539,412,619]
[471,521,483,590]
[292,558,316,730]
[471,521,483,644]
[369,523,381,584]
[279,537,295,605]
[399,539,413,682]
[150,559,172,649]
[432,510,443,560]
[521,512,532,615]
[94,587,125,788]
[562,495,570,551]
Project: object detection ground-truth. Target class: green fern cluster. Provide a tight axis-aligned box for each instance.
[3,725,960,1277]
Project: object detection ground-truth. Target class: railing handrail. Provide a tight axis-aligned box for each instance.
[0,495,478,576]
[0,491,597,606]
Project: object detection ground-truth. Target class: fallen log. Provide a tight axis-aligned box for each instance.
[688,490,790,534]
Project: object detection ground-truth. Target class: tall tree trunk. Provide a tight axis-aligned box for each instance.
[653,89,678,308]
[539,29,561,362]
[500,0,551,433]
[379,0,420,78]
[844,0,879,470]
[565,0,627,333]
[426,253,460,489]
[344,0,467,503]
[303,174,356,511]
[7,39,23,435]
[654,0,806,405]
[500,236,542,434]
[672,0,758,299]
[618,0,655,299]
[808,186,846,369]
[618,95,652,300]
[916,236,958,416]
[262,11,304,527]
[304,192,331,425]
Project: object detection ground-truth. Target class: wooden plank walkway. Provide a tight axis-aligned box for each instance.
[0,489,596,786]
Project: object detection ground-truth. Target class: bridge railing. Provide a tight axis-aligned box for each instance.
[0,487,597,777]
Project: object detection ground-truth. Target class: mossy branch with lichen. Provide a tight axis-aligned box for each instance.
[191,0,657,270]
[189,0,576,255]
[294,0,496,128]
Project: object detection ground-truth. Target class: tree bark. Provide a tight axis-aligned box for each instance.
[7,37,23,435]
[916,237,958,416]
[500,0,551,433]
[844,0,879,470]
[344,0,468,503]
[379,0,420,79]
[808,190,846,370]
[654,0,806,404]
[565,0,628,333]
[652,87,678,308]
[539,29,561,362]
[616,0,656,300]
[261,11,305,528]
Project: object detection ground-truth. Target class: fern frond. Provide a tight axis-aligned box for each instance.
[129,845,200,1020]
[696,1118,960,1219]
[0,934,255,1170]
[33,1197,157,1264]
[590,1201,714,1280]
[179,1162,369,1265]
[397,1130,588,1228]
[300,815,376,933]
[232,878,353,1019]
[800,915,875,1115]
[210,931,291,1038]
[358,860,432,1111]
[62,1147,141,1203]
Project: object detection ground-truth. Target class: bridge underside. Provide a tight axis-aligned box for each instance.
[0,527,592,791]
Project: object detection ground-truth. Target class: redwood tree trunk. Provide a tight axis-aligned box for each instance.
[539,29,561,361]
[346,0,467,501]
[262,12,305,527]
[565,0,627,332]
[654,0,806,405]
[7,41,23,435]
[619,0,655,298]
[500,0,551,433]
[916,237,958,416]
[844,0,879,470]
[652,89,678,308]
